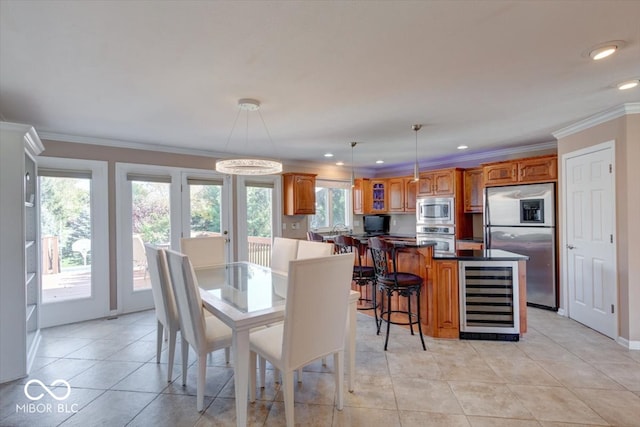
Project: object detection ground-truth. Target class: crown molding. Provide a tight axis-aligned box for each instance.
[38,131,220,158]
[377,140,557,177]
[1,121,45,155]
[553,102,640,140]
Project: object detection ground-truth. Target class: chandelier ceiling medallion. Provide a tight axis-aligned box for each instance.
[215,98,283,175]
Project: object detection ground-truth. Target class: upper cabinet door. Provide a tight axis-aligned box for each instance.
[483,155,557,187]
[387,178,405,212]
[518,156,557,183]
[283,173,316,215]
[404,177,417,212]
[418,168,456,196]
[484,162,518,186]
[418,173,435,196]
[370,179,387,213]
[463,168,483,213]
[433,169,455,195]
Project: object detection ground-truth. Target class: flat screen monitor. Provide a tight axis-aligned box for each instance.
[363,215,390,234]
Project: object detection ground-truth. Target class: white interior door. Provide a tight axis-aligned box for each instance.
[564,142,616,338]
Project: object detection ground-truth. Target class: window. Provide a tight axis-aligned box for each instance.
[309,180,351,231]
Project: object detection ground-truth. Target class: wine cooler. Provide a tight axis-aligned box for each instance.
[459,261,520,341]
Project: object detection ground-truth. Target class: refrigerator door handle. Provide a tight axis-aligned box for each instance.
[484,188,491,248]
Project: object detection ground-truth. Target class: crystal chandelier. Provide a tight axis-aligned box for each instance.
[215,99,283,175]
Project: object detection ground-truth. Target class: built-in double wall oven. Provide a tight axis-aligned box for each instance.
[416,197,456,255]
[416,225,456,255]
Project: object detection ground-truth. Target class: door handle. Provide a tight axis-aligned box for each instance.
[567,244,576,250]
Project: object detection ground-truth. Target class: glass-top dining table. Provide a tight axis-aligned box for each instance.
[194,262,360,427]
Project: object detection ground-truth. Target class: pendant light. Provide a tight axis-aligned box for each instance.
[412,124,422,181]
[350,141,357,187]
[215,99,283,175]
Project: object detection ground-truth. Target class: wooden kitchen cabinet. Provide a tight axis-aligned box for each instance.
[424,259,459,339]
[352,178,366,214]
[404,177,417,212]
[370,179,387,213]
[282,173,316,215]
[388,177,405,212]
[388,177,417,213]
[518,155,557,183]
[483,155,557,187]
[463,167,484,213]
[417,168,456,196]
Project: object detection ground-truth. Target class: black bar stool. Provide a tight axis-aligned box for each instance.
[306,231,324,241]
[333,235,378,327]
[368,237,426,351]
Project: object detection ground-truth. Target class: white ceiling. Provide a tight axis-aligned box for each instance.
[1,1,639,172]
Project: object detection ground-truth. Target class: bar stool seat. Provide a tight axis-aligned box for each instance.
[368,237,426,351]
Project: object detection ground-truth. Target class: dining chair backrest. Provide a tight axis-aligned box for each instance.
[306,231,324,241]
[180,236,226,268]
[368,237,397,284]
[133,234,148,271]
[165,249,207,351]
[271,237,299,274]
[282,252,355,369]
[145,244,178,329]
[296,240,334,260]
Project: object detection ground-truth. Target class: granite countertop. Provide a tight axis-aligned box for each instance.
[349,234,436,249]
[433,248,529,261]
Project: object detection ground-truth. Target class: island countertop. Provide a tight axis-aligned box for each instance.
[433,248,529,261]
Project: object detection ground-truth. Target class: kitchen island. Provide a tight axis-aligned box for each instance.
[345,235,529,340]
[431,249,529,340]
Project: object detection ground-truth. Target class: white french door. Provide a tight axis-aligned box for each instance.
[236,175,281,265]
[180,173,233,262]
[563,141,617,338]
[116,164,230,314]
[38,157,109,327]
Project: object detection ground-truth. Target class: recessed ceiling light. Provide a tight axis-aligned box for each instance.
[589,45,618,60]
[457,145,468,150]
[375,160,384,164]
[335,161,344,166]
[324,153,334,158]
[617,79,639,90]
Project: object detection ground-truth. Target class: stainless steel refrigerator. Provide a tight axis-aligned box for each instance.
[484,183,557,310]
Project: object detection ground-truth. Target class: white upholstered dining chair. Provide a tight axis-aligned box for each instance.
[249,252,355,427]
[296,240,334,259]
[145,244,180,382]
[270,237,299,274]
[180,235,226,268]
[164,249,233,412]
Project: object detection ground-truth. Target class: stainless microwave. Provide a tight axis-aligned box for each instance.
[416,197,454,225]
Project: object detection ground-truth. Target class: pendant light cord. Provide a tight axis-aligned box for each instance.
[221,108,242,154]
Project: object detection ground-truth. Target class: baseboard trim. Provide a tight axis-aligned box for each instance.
[556,308,566,317]
[617,336,640,350]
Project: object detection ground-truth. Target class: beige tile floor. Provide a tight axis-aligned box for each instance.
[1,308,639,426]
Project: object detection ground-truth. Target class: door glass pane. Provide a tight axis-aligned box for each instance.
[246,185,272,267]
[131,180,171,290]
[40,175,92,303]
[189,182,222,237]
